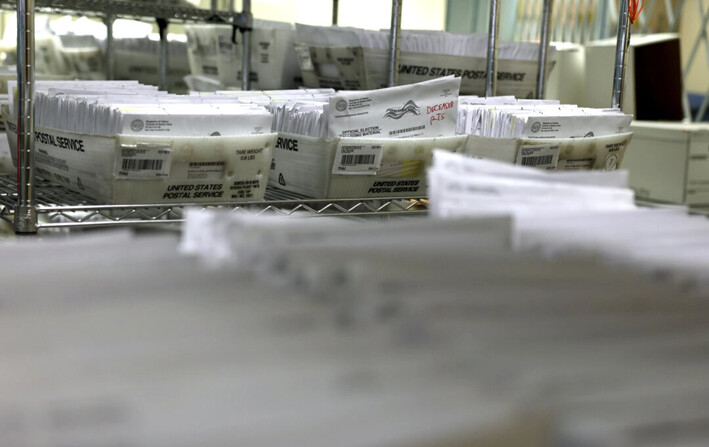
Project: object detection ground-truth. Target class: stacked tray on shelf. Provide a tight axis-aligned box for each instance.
[457,96,633,171]
[185,19,301,91]
[4,80,275,204]
[233,76,467,199]
[2,76,634,206]
[294,24,555,97]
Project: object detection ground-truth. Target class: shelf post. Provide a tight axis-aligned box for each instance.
[485,0,501,97]
[15,0,36,234]
[332,0,339,25]
[105,13,115,80]
[536,0,553,99]
[239,0,253,91]
[157,17,169,91]
[611,0,631,108]
[388,0,402,87]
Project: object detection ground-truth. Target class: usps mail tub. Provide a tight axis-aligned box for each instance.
[463,132,633,171]
[295,44,553,98]
[268,133,468,199]
[187,22,300,90]
[5,120,275,204]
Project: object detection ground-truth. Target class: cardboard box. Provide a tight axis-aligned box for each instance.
[295,45,553,98]
[584,33,682,120]
[5,118,275,204]
[463,132,633,171]
[268,132,467,198]
[622,121,709,204]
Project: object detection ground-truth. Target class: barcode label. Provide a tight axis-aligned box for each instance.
[389,125,425,136]
[515,144,559,170]
[116,144,172,179]
[122,159,163,171]
[332,142,383,175]
[189,161,225,167]
[521,155,553,167]
[341,154,376,166]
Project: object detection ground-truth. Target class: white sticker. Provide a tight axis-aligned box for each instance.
[115,144,172,179]
[332,142,383,175]
[515,144,560,170]
[171,161,226,181]
[376,160,425,178]
[604,153,619,171]
[557,158,594,171]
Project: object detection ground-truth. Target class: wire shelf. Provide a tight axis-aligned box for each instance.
[0,0,231,22]
[0,176,429,231]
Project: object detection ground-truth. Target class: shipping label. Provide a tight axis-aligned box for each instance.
[115,144,172,179]
[332,142,383,175]
[516,144,560,170]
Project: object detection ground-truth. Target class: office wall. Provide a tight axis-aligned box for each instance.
[212,0,446,30]
[445,0,518,40]
[679,0,709,93]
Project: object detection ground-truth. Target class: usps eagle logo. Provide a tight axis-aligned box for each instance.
[383,100,420,119]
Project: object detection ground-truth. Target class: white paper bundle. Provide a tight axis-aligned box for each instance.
[428,150,636,219]
[456,101,632,139]
[268,101,329,138]
[212,77,461,141]
[17,80,273,137]
[427,150,709,288]
[171,203,709,447]
[209,89,335,137]
[5,194,709,447]
[328,76,460,139]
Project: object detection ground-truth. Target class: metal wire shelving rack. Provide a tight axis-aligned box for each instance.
[0,0,227,21]
[7,0,442,233]
[5,0,630,234]
[0,175,429,231]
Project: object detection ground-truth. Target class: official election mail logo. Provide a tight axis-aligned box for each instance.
[531,121,541,133]
[335,100,348,112]
[130,119,144,132]
[384,100,420,119]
